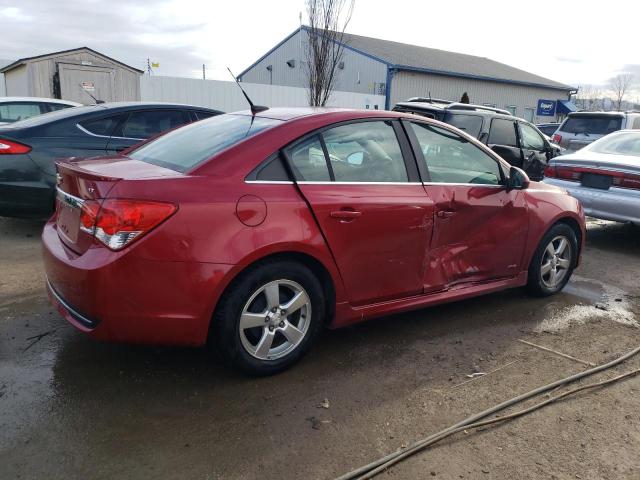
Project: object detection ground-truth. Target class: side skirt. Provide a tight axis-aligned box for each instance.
[330,272,528,328]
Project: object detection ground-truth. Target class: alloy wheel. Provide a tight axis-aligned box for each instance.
[540,235,572,289]
[238,279,312,360]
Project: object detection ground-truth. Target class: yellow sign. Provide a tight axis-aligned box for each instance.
[151,62,160,68]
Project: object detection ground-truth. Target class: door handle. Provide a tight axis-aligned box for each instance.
[436,210,455,219]
[330,210,362,220]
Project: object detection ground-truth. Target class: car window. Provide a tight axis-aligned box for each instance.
[561,116,623,135]
[321,121,408,182]
[252,154,290,181]
[79,114,126,136]
[46,103,73,112]
[121,110,187,139]
[446,113,483,137]
[0,102,42,123]
[194,111,217,120]
[488,119,518,147]
[129,114,281,172]
[409,122,502,185]
[520,123,546,151]
[287,135,331,181]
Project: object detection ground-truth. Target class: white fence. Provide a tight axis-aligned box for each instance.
[140,76,385,112]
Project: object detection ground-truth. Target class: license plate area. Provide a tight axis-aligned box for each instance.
[581,173,612,190]
[56,189,83,244]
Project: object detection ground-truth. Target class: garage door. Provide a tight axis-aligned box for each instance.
[59,63,115,104]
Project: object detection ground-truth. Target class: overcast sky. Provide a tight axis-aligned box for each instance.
[1,0,638,97]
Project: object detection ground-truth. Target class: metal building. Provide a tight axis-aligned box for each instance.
[239,27,576,122]
[0,47,143,104]
[0,59,11,97]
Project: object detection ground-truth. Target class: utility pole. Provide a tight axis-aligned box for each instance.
[202,64,206,80]
[147,58,152,76]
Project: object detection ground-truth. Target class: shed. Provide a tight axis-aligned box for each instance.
[0,47,143,104]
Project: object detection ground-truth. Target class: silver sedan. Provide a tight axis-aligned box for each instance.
[543,130,640,225]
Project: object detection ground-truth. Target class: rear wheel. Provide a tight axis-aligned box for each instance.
[527,223,577,296]
[212,261,325,375]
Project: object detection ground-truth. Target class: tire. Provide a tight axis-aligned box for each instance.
[527,223,578,297]
[212,260,325,376]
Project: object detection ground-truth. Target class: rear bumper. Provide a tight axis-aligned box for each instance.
[543,178,640,225]
[0,180,54,218]
[42,220,234,346]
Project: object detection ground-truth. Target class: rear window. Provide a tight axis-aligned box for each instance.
[128,114,281,172]
[561,116,623,135]
[446,113,483,137]
[588,132,640,156]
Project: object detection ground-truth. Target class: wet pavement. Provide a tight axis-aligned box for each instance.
[1,217,639,479]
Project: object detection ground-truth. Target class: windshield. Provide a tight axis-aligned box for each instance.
[588,131,640,157]
[561,115,623,135]
[128,114,282,172]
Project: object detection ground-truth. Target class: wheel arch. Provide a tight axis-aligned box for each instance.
[527,214,584,271]
[206,249,339,344]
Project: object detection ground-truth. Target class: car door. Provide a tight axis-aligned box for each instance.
[404,120,529,291]
[487,117,523,168]
[284,119,435,306]
[518,122,551,181]
[106,109,191,153]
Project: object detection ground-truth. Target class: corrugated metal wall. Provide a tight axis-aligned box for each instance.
[4,65,29,96]
[0,59,11,96]
[239,29,388,95]
[391,71,571,123]
[140,76,385,112]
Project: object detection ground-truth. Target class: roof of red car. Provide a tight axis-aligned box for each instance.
[229,107,404,121]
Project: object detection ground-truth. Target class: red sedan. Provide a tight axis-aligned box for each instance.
[43,108,585,375]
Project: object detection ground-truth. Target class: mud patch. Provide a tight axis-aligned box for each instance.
[536,275,638,332]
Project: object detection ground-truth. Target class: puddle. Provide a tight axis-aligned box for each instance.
[535,275,638,333]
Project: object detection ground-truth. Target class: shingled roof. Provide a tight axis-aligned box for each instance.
[338,31,573,91]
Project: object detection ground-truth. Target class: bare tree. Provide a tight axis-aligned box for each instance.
[576,85,604,111]
[305,0,355,106]
[610,73,634,111]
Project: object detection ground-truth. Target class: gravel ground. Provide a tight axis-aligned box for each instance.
[0,216,639,480]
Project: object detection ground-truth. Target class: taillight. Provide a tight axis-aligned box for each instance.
[544,165,556,178]
[79,201,100,234]
[555,166,582,181]
[0,138,31,154]
[544,164,580,181]
[552,134,562,144]
[612,172,640,190]
[80,199,176,250]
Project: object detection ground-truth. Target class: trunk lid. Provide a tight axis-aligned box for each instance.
[55,156,181,254]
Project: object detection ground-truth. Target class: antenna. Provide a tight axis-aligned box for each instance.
[78,83,104,104]
[226,67,268,115]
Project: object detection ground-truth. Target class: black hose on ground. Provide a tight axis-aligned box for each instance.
[335,345,640,480]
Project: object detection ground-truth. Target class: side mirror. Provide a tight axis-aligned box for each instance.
[347,151,364,165]
[507,166,530,190]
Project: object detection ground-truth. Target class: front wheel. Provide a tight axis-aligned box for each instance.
[212,260,325,376]
[527,223,577,296]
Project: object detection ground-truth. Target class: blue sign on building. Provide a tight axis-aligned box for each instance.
[536,99,557,117]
